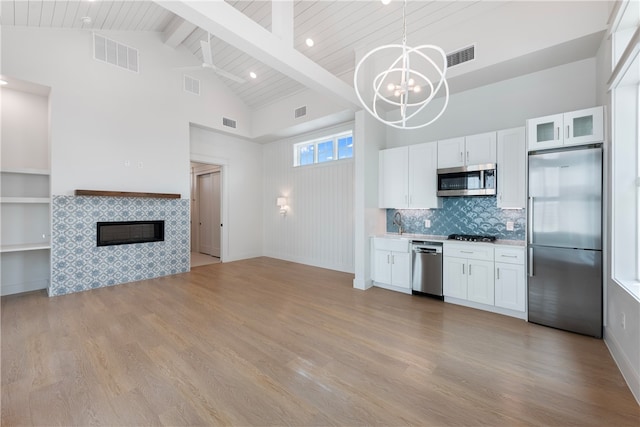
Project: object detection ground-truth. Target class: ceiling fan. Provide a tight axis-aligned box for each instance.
[181,32,246,84]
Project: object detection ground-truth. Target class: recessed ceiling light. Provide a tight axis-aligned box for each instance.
[0,80,8,86]
[249,71,257,79]
[80,16,92,24]
[305,38,314,47]
[381,0,392,5]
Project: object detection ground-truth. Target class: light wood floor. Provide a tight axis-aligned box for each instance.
[2,257,638,426]
[190,252,221,268]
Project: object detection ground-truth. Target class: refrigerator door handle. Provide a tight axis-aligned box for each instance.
[528,196,534,243]
[528,247,534,277]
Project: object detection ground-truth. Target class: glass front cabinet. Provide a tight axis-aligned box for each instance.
[527,106,603,151]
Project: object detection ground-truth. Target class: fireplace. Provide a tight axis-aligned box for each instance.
[97,220,164,246]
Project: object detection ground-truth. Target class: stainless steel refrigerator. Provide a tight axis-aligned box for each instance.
[527,145,602,338]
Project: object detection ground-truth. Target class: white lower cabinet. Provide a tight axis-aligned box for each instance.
[494,247,526,312]
[443,243,495,305]
[371,238,411,292]
[444,242,525,318]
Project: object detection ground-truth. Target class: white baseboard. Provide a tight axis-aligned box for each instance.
[604,326,640,405]
[444,296,527,320]
[353,278,373,290]
[1,279,48,296]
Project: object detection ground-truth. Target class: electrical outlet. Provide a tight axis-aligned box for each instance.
[506,221,515,231]
[124,160,131,167]
[424,219,431,228]
[622,312,626,330]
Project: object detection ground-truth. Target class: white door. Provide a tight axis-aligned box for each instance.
[465,132,497,165]
[437,137,465,168]
[443,256,467,298]
[379,147,408,208]
[210,171,221,257]
[198,173,214,256]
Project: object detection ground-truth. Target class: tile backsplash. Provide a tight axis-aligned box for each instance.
[386,196,525,240]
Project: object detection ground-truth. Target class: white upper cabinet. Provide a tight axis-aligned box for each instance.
[496,127,526,209]
[379,146,408,208]
[437,132,496,169]
[436,137,465,168]
[527,106,603,151]
[465,132,497,165]
[379,142,441,209]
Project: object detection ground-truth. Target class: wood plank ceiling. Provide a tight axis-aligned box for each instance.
[0,0,488,109]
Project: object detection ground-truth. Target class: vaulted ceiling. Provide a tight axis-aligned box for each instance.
[0,1,610,110]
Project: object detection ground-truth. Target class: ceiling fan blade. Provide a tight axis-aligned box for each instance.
[212,67,246,84]
[200,39,213,66]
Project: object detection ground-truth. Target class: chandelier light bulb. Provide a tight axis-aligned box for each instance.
[413,85,421,93]
[408,78,414,86]
[387,83,395,92]
[394,90,401,97]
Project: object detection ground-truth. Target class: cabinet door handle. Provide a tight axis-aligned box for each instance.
[459,151,463,162]
[391,254,395,265]
[461,250,473,254]
[466,151,469,163]
[387,254,390,264]
[469,264,472,275]
[566,125,570,139]
[501,254,518,258]
[462,264,465,275]
[556,126,560,140]
[496,267,500,280]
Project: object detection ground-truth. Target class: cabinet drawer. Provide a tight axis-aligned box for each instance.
[495,247,525,265]
[443,242,494,261]
[373,237,410,253]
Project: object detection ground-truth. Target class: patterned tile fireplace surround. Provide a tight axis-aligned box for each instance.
[50,195,190,296]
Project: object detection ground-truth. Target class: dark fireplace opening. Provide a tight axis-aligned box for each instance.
[97,220,164,247]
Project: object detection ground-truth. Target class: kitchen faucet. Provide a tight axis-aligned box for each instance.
[393,211,403,235]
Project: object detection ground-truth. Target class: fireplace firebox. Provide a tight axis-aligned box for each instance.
[97,220,164,247]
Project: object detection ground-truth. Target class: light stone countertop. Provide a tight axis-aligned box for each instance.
[372,233,526,248]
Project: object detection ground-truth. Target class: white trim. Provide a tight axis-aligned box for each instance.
[608,26,640,89]
[605,326,640,405]
[190,153,229,264]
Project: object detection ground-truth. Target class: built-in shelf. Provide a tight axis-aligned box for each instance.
[75,189,181,199]
[1,243,51,253]
[0,197,51,204]
[0,168,50,175]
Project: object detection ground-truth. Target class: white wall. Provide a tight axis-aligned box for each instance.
[1,87,49,170]
[190,125,263,262]
[1,27,253,198]
[596,23,640,403]
[353,111,387,290]
[385,58,598,147]
[262,122,355,273]
[251,87,353,141]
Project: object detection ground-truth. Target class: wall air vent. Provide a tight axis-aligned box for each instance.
[294,106,307,119]
[183,75,200,95]
[447,45,475,68]
[222,117,237,129]
[93,33,139,73]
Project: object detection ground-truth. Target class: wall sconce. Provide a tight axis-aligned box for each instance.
[276,197,288,216]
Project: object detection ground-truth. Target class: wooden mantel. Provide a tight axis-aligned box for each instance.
[74,190,181,199]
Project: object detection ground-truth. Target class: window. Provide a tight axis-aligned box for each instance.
[293,131,353,167]
[610,0,640,298]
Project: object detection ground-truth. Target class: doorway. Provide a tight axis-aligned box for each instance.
[191,162,222,267]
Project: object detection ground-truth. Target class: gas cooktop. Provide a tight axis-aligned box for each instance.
[447,234,497,243]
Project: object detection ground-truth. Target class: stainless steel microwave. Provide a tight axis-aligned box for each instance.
[437,164,496,196]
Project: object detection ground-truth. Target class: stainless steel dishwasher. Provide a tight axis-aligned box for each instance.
[411,241,443,298]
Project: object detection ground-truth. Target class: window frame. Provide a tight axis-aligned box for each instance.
[293,131,353,167]
[609,0,640,299]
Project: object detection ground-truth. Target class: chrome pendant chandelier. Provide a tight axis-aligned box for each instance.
[353,0,449,130]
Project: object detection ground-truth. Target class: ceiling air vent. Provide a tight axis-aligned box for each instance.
[183,75,200,95]
[222,117,237,129]
[447,45,475,68]
[93,33,139,73]
[294,106,307,119]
